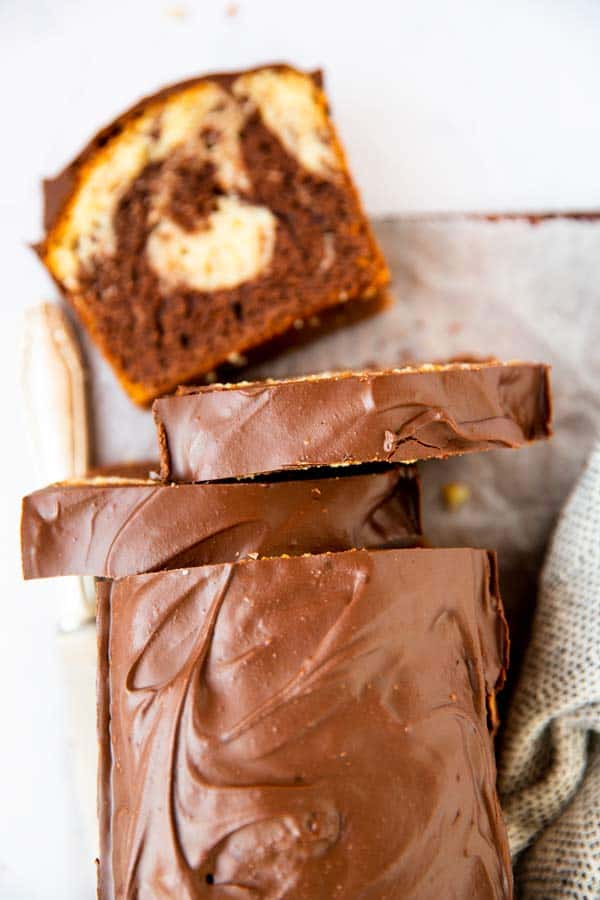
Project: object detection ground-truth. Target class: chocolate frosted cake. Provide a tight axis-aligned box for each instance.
[97,548,512,898]
[37,65,388,404]
[154,360,553,482]
[21,467,422,578]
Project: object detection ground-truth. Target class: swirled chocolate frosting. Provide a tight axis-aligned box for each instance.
[98,548,512,899]
[21,468,421,579]
[154,361,552,481]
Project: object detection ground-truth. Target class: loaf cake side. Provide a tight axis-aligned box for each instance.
[98,548,512,899]
[21,467,422,578]
[37,64,388,404]
[154,359,552,481]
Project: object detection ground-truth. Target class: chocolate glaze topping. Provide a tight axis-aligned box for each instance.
[154,361,552,481]
[21,468,421,579]
[98,548,512,899]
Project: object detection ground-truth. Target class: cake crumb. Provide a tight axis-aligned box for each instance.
[164,3,188,19]
[441,482,471,511]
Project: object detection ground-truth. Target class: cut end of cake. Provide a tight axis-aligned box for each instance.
[38,64,389,404]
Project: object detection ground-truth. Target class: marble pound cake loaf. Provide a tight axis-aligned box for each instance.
[37,65,388,404]
[97,548,512,899]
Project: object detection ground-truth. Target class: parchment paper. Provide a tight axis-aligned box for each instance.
[81,214,600,682]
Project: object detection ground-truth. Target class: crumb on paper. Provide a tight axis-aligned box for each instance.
[165,3,188,20]
[225,2,239,16]
[227,351,247,367]
[441,481,471,511]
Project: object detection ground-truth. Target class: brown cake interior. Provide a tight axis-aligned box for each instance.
[82,115,383,393]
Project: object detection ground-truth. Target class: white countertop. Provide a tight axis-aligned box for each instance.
[2,1,600,896]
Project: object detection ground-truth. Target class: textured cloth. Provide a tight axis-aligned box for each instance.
[499,443,600,899]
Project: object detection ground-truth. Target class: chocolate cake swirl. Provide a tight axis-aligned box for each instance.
[37,65,388,404]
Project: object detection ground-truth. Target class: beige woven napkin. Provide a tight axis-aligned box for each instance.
[499,442,600,899]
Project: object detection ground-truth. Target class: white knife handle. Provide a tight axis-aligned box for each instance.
[22,303,95,629]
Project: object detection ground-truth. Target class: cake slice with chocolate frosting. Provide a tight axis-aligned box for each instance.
[21,467,422,579]
[154,359,552,482]
[37,64,388,404]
